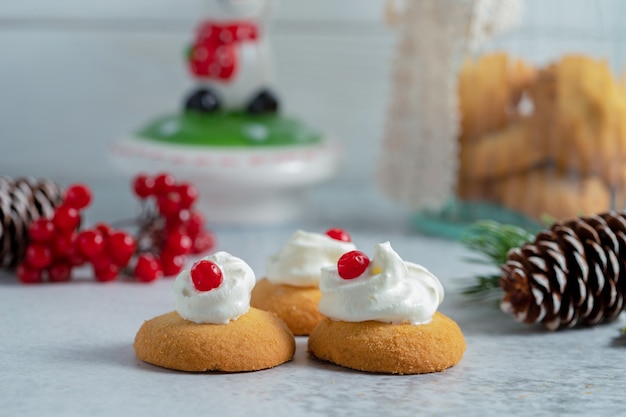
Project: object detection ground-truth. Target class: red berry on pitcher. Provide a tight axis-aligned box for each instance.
[325,228,351,242]
[53,205,80,231]
[134,254,162,283]
[64,184,92,209]
[337,250,370,280]
[17,264,43,284]
[191,259,222,291]
[77,230,105,259]
[28,219,55,242]
[25,244,53,269]
[132,174,155,198]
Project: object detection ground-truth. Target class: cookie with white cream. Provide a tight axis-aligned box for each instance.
[134,251,295,372]
[309,242,465,374]
[251,228,356,335]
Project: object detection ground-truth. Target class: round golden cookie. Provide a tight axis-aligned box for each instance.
[308,312,465,375]
[250,278,323,336]
[134,307,295,372]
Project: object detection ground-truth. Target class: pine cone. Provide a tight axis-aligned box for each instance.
[0,177,63,268]
[500,212,626,330]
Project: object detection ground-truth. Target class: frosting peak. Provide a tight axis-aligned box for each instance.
[173,251,256,324]
[318,242,444,325]
[266,230,356,287]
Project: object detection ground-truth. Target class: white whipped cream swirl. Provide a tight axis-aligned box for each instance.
[173,251,256,324]
[318,242,444,325]
[266,230,356,287]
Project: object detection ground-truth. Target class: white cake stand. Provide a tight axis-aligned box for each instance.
[110,136,341,224]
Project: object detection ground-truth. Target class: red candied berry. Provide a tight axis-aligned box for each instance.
[48,262,72,282]
[132,173,155,198]
[51,232,76,258]
[134,254,162,283]
[325,228,351,242]
[158,192,182,217]
[28,219,55,242]
[53,205,80,231]
[153,173,176,196]
[106,231,136,267]
[63,184,92,210]
[160,251,185,276]
[177,183,198,209]
[191,259,222,291]
[17,264,43,284]
[25,244,53,269]
[94,263,119,282]
[337,250,370,280]
[191,230,215,254]
[77,230,105,259]
[165,230,193,255]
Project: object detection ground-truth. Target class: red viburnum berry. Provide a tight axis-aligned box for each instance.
[94,223,112,237]
[153,173,176,196]
[191,230,215,254]
[48,262,72,282]
[17,264,43,284]
[94,263,119,282]
[134,254,162,283]
[191,259,222,291]
[28,219,55,243]
[132,173,155,198]
[25,244,53,269]
[106,231,136,267]
[51,232,76,259]
[158,192,183,217]
[165,230,193,255]
[177,183,198,209]
[337,250,370,280]
[77,230,105,259]
[160,251,185,277]
[64,184,92,210]
[53,205,80,231]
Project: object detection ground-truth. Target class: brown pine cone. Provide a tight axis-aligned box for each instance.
[0,177,63,268]
[500,211,626,330]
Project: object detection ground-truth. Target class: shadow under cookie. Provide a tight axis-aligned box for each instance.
[308,312,466,375]
[134,308,295,372]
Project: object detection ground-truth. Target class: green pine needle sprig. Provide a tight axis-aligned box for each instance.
[460,220,535,297]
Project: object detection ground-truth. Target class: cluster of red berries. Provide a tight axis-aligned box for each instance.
[131,173,215,281]
[16,184,133,283]
[16,172,215,284]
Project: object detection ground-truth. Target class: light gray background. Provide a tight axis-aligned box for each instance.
[2,1,626,416]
